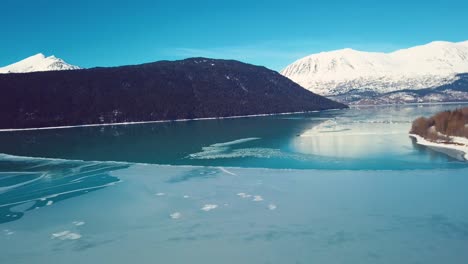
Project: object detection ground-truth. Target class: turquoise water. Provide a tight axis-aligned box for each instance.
[0,104,467,170]
[1,103,468,263]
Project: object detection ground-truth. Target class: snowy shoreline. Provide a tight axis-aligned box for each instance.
[0,109,343,132]
[409,134,468,161]
[349,101,468,108]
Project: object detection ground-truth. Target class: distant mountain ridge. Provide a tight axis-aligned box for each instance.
[0,57,346,129]
[0,53,80,73]
[281,41,468,104]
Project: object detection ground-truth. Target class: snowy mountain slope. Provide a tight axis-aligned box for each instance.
[281,41,468,97]
[0,53,80,74]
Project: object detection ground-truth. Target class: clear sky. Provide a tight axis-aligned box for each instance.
[1,0,467,71]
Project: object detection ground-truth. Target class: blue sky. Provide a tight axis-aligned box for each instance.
[1,0,467,70]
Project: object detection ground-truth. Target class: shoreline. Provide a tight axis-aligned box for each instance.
[409,134,468,161]
[0,109,344,132]
[349,101,468,108]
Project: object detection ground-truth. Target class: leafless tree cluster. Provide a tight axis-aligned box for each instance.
[410,107,468,141]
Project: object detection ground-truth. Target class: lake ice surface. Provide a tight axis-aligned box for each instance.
[1,103,468,263]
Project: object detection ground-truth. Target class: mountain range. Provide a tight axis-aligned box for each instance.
[0,53,80,74]
[2,40,468,107]
[0,58,346,129]
[281,41,468,104]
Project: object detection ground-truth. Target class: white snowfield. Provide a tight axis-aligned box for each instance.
[0,53,80,74]
[281,41,468,96]
[409,134,468,161]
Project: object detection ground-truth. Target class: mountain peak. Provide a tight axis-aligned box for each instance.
[427,40,453,45]
[281,40,468,96]
[310,48,362,57]
[336,48,359,53]
[424,40,468,46]
[457,40,468,46]
[29,53,46,59]
[0,53,80,74]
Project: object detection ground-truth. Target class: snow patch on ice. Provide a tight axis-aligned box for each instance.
[72,221,85,226]
[51,231,81,240]
[219,167,236,175]
[252,195,264,202]
[170,212,181,219]
[3,229,14,236]
[201,204,218,211]
[237,193,252,198]
[188,147,303,160]
[187,137,318,161]
[268,204,277,210]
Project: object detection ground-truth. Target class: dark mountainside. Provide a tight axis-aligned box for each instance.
[388,73,468,96]
[330,73,468,105]
[0,58,347,129]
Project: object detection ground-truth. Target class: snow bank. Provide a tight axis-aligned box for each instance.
[409,134,468,161]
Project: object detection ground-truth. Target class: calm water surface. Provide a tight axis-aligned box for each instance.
[1,103,468,264]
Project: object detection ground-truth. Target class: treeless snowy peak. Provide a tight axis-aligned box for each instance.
[281,41,468,96]
[0,53,80,74]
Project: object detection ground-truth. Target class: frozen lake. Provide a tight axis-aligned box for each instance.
[1,103,468,263]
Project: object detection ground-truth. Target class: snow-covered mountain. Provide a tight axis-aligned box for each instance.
[0,53,80,74]
[281,41,468,104]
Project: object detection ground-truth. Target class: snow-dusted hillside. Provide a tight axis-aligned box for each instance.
[281,41,468,97]
[0,53,80,74]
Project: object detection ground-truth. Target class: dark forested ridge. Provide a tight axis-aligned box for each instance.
[0,58,347,129]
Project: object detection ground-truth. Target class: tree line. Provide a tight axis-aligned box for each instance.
[410,107,468,141]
